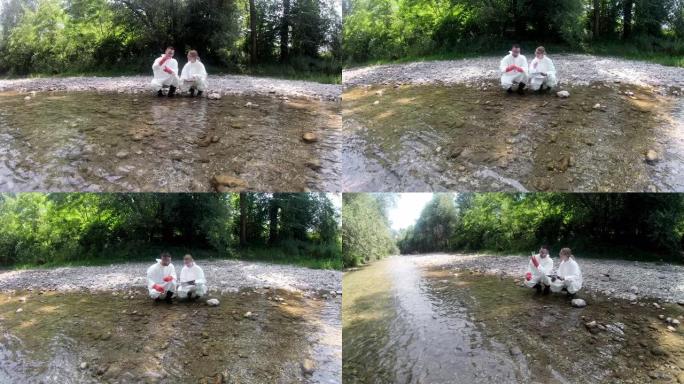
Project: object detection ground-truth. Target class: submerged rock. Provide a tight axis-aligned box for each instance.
[206,298,219,307]
[645,149,659,164]
[301,359,315,375]
[302,132,318,143]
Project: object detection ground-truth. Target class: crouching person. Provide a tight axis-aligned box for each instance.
[147,251,177,303]
[528,46,557,93]
[180,50,207,97]
[524,245,554,294]
[177,254,207,301]
[151,46,180,97]
[550,247,583,298]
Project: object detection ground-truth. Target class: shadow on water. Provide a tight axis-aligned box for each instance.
[343,257,684,384]
[0,288,335,383]
[0,92,341,192]
[342,82,684,192]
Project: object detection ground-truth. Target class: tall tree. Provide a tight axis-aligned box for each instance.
[249,0,257,64]
[239,192,247,247]
[280,0,290,62]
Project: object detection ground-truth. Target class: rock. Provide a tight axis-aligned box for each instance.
[678,300,684,306]
[509,346,522,356]
[208,93,221,100]
[16,308,23,313]
[96,365,109,376]
[115,151,129,159]
[302,132,318,143]
[169,150,184,160]
[629,285,638,294]
[626,293,637,302]
[667,325,676,332]
[305,159,322,171]
[206,298,220,307]
[373,100,380,105]
[79,362,88,370]
[585,320,598,329]
[211,175,248,191]
[556,90,570,98]
[301,359,315,375]
[243,311,253,318]
[645,149,659,164]
[653,302,661,309]
[571,298,587,308]
[210,136,220,143]
[672,319,681,326]
[651,346,668,356]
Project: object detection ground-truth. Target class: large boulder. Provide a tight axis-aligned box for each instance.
[206,298,220,307]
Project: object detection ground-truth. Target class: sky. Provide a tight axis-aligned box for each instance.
[388,193,435,231]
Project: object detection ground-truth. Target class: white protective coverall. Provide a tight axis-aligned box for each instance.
[528,56,558,91]
[550,257,583,294]
[500,52,529,90]
[180,60,208,92]
[150,55,180,91]
[147,260,178,299]
[177,263,207,299]
[524,254,554,288]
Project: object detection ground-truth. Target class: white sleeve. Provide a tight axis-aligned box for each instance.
[169,60,179,74]
[199,63,207,80]
[529,59,538,75]
[196,266,206,284]
[152,58,161,71]
[180,64,188,81]
[547,58,556,76]
[500,56,509,73]
[147,266,156,289]
[521,57,529,75]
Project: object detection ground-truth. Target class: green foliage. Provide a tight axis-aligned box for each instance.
[342,193,398,267]
[397,193,684,262]
[343,0,684,65]
[0,0,341,80]
[0,193,341,269]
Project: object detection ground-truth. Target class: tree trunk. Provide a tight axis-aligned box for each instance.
[622,0,633,39]
[268,198,279,245]
[593,0,600,39]
[249,0,257,65]
[239,193,247,247]
[280,0,290,62]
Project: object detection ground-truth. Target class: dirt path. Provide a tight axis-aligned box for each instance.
[0,74,341,101]
[343,54,684,93]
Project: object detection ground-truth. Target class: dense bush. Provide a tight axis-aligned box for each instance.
[342,193,398,267]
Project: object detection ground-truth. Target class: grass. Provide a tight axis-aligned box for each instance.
[6,245,342,271]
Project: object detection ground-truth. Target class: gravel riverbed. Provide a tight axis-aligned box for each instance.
[0,74,341,101]
[0,259,342,294]
[401,253,684,304]
[343,54,684,93]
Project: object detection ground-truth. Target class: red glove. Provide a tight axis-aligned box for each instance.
[163,275,174,282]
[159,55,170,66]
[516,66,524,73]
[163,66,173,74]
[525,272,532,281]
[153,284,164,293]
[531,255,540,268]
[506,65,515,72]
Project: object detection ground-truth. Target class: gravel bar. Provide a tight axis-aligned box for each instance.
[343,54,684,92]
[0,74,341,101]
[406,253,684,303]
[0,259,342,294]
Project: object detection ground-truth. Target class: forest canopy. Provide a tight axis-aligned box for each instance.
[341,193,398,267]
[0,0,342,80]
[397,193,684,262]
[343,0,684,65]
[0,193,341,269]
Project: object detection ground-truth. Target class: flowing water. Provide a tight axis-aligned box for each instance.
[342,83,684,192]
[0,92,341,192]
[0,287,340,383]
[343,256,684,384]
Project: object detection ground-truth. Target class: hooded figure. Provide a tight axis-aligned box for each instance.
[524,246,554,294]
[177,254,207,300]
[550,248,583,296]
[528,46,557,92]
[147,252,177,302]
[500,44,528,94]
[151,46,180,97]
[180,50,208,97]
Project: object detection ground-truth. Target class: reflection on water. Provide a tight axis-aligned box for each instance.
[342,83,684,192]
[343,256,684,384]
[0,288,339,383]
[0,92,341,192]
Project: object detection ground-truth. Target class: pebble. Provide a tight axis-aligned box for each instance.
[80,362,88,370]
[645,149,659,163]
[206,298,220,307]
[208,92,222,100]
[211,175,248,191]
[556,90,570,98]
[24,96,31,101]
[115,151,129,159]
[629,285,638,294]
[16,308,23,313]
[571,298,587,308]
[302,132,318,143]
[301,359,315,375]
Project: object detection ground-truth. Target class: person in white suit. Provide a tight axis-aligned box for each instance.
[528,46,557,93]
[524,245,554,294]
[151,46,180,97]
[550,247,583,297]
[177,254,207,300]
[147,252,177,303]
[500,44,528,94]
[180,50,208,97]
